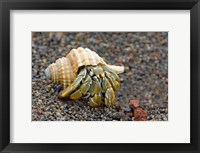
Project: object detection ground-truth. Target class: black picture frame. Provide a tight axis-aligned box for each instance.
[0,0,200,153]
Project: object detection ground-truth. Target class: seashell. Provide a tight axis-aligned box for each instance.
[45,47,124,88]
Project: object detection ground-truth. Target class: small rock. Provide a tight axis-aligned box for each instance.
[129,99,140,108]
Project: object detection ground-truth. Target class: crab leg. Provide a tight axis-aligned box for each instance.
[89,93,102,107]
[105,87,115,107]
[105,71,120,91]
[101,74,115,107]
[88,76,102,107]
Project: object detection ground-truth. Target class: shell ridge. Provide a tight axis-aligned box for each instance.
[88,48,98,66]
[68,49,79,74]
[76,49,82,67]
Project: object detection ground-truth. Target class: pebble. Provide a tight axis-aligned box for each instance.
[56,112,61,117]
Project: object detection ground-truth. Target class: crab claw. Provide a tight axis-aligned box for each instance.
[58,68,87,99]
[70,75,92,100]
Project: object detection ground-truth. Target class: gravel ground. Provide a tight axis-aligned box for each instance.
[32,32,168,121]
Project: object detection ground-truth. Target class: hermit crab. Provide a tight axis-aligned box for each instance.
[45,47,124,107]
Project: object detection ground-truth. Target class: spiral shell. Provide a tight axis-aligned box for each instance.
[45,47,124,88]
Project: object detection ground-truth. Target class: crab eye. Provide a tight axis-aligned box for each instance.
[89,70,94,77]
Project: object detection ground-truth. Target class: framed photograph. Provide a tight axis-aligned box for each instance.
[0,0,199,153]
